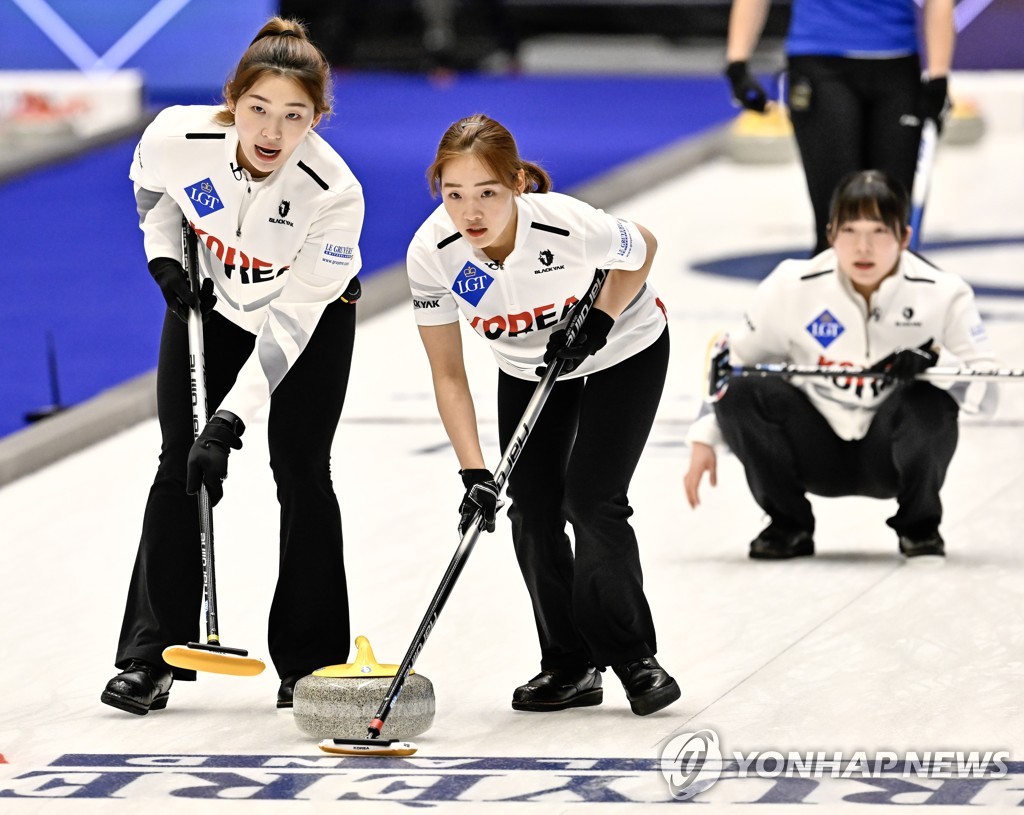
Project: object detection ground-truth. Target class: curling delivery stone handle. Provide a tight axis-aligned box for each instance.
[312,636,411,678]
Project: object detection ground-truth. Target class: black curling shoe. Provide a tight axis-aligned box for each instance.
[749,525,815,560]
[101,659,173,715]
[511,666,603,712]
[899,532,945,558]
[276,673,307,709]
[612,657,681,716]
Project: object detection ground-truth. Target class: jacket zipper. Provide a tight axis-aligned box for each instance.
[236,180,250,238]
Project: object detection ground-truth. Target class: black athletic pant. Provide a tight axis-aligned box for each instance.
[787,55,923,255]
[715,377,959,541]
[498,328,669,671]
[115,300,355,681]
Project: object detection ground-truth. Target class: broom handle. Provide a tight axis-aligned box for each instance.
[909,118,938,253]
[182,217,221,646]
[729,363,1024,382]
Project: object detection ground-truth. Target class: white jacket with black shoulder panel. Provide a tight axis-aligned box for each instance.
[130,104,364,426]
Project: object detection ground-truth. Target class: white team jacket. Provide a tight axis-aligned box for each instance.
[407,191,668,380]
[130,105,364,427]
[687,249,999,448]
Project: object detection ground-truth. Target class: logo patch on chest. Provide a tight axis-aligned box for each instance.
[806,309,845,348]
[452,262,494,307]
[184,178,224,217]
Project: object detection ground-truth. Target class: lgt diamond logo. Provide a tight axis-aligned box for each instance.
[452,262,494,307]
[184,177,224,217]
[806,309,845,349]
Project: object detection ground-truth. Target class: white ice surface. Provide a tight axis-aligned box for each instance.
[1,118,1022,813]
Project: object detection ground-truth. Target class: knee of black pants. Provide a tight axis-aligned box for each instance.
[715,376,795,429]
[563,478,631,538]
[154,442,190,487]
[507,473,563,530]
[896,381,958,415]
[714,376,762,420]
[268,440,332,489]
[888,383,959,455]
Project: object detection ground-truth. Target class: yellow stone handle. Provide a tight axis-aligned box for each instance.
[312,636,412,678]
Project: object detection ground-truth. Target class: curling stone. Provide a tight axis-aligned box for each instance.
[292,636,435,740]
[726,106,798,164]
[943,96,986,146]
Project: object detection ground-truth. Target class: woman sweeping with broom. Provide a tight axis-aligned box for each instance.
[102,16,363,714]
[405,114,680,717]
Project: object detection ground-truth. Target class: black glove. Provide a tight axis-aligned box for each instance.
[458,468,503,536]
[918,76,950,133]
[536,307,615,377]
[869,339,939,384]
[340,275,361,304]
[149,258,217,323]
[186,410,244,507]
[725,61,768,113]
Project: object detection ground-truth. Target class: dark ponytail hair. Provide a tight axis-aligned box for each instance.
[827,170,910,242]
[214,17,332,127]
[427,114,552,197]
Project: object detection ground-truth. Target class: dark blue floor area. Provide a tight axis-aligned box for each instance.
[0,73,732,439]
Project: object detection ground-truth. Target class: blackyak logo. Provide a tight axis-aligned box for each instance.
[533,249,564,275]
[896,305,921,327]
[271,200,295,227]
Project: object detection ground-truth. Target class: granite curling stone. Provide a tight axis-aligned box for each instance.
[726,107,798,165]
[292,636,435,740]
[943,96,985,146]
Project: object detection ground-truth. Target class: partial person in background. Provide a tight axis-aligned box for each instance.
[683,171,998,559]
[724,0,955,255]
[276,1,361,69]
[282,1,521,75]
[417,0,522,75]
[102,16,363,715]
[407,114,680,716]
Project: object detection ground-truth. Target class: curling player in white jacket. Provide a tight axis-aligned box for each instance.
[102,17,364,715]
[408,114,680,717]
[684,170,998,560]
